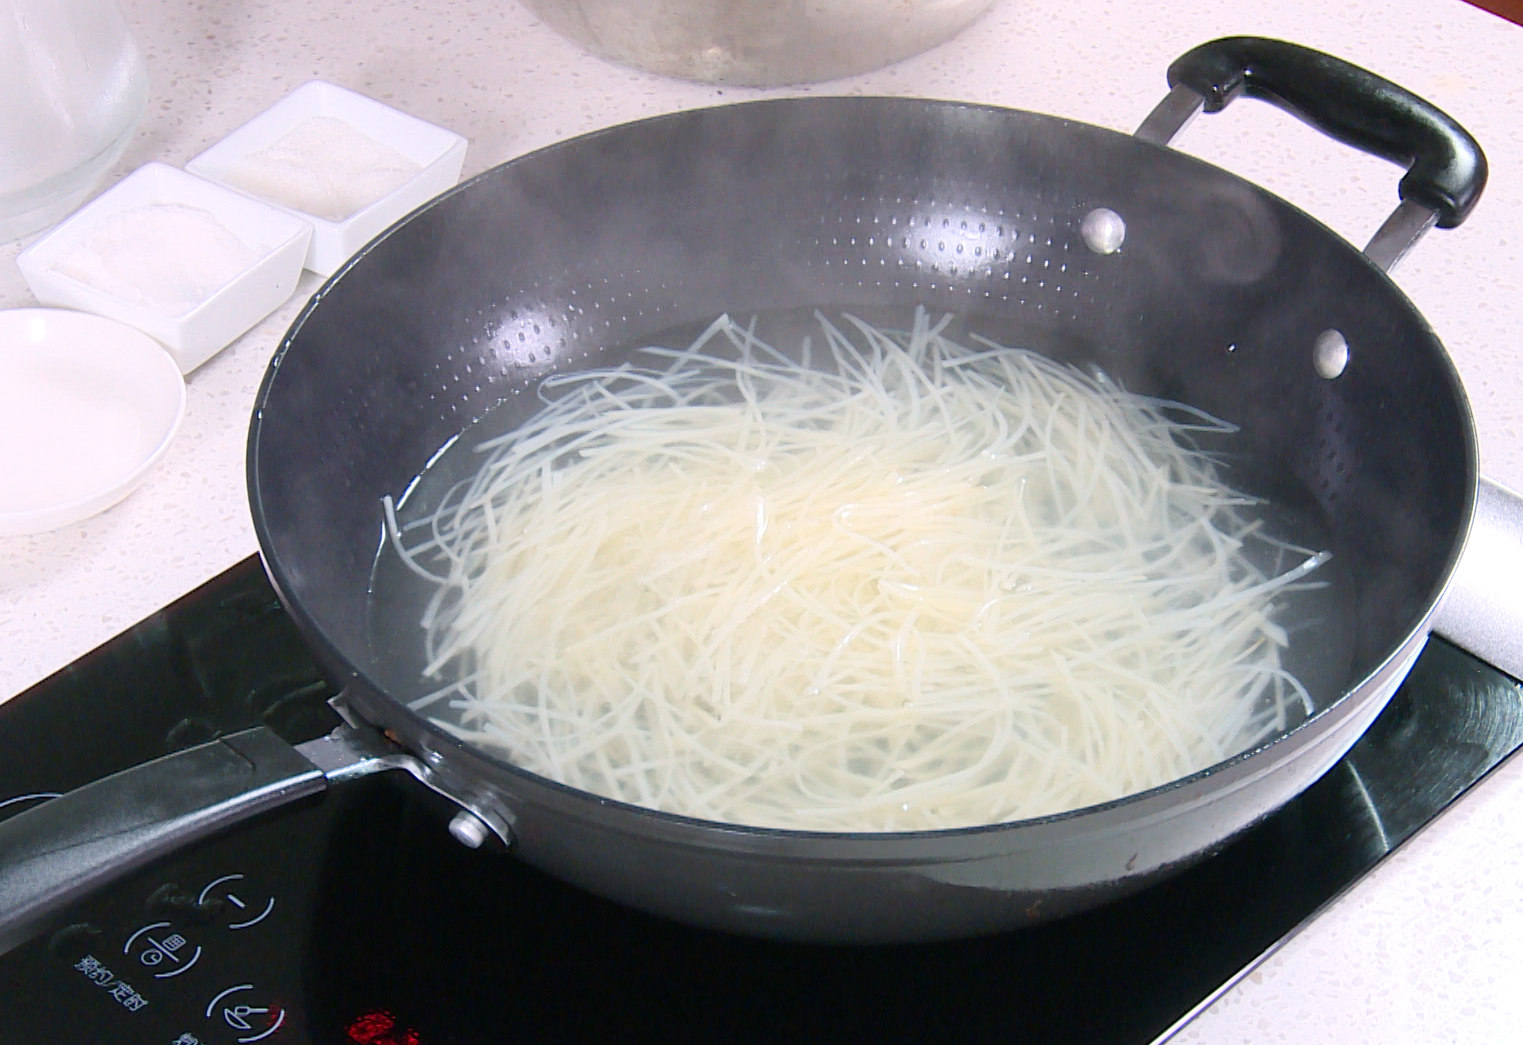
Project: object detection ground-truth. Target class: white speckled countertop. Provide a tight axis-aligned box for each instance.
[3,0,1522,1039]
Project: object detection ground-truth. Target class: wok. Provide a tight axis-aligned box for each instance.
[0,38,1488,944]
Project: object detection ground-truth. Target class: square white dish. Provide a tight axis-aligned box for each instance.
[185,81,469,276]
[16,163,312,374]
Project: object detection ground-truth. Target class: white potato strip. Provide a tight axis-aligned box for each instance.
[385,309,1326,831]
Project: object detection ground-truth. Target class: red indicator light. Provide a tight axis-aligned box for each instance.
[346,1009,421,1045]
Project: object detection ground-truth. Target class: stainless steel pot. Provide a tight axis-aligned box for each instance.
[519,0,997,86]
[0,38,1488,946]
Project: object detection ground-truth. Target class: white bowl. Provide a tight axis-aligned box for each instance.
[185,81,469,276]
[16,163,313,374]
[0,308,186,537]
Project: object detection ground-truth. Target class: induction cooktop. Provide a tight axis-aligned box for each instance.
[1,554,1521,1045]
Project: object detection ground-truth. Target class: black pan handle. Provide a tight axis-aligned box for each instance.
[0,728,327,952]
[0,722,512,954]
[1165,37,1486,229]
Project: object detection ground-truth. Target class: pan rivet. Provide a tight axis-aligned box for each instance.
[1081,208,1125,255]
[1313,329,1349,379]
[448,811,491,849]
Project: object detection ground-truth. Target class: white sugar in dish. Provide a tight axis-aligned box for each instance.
[219,115,423,222]
[51,204,261,318]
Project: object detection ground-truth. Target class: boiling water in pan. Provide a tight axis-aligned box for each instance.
[366,306,1357,827]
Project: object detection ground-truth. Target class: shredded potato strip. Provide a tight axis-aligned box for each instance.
[384,309,1326,831]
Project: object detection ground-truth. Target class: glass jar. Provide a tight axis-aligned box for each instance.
[0,0,150,242]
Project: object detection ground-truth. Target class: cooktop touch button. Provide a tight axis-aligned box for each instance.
[206,983,288,1043]
[196,874,276,930]
[123,920,203,978]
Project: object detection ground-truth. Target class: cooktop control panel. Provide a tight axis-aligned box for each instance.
[17,805,326,1045]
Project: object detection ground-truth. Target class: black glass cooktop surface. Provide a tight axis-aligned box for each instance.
[1,556,1521,1045]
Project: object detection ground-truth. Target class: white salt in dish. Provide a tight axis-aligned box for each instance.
[0,308,185,536]
[186,81,468,276]
[16,163,312,373]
